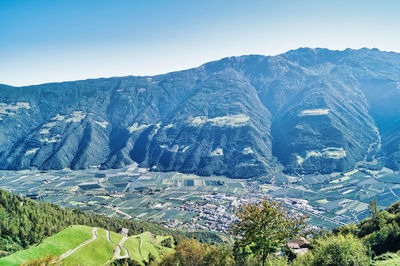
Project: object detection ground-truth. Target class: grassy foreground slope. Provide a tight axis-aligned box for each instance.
[124,232,174,264]
[0,225,92,265]
[0,225,173,266]
[62,228,115,265]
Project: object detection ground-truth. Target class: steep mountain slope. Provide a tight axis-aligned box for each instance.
[1,48,400,178]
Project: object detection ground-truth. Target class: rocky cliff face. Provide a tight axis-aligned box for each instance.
[1,48,400,178]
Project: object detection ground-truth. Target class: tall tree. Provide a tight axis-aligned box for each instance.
[231,198,305,266]
[368,197,378,218]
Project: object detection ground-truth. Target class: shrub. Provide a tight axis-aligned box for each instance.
[311,234,370,266]
[158,239,234,266]
[161,237,173,248]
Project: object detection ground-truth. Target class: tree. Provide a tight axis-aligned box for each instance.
[160,237,173,248]
[311,234,370,266]
[146,253,156,265]
[368,197,378,218]
[231,198,305,266]
[110,258,141,266]
[158,239,234,266]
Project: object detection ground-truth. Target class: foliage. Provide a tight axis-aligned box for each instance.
[161,237,173,248]
[311,234,370,266]
[263,255,288,266]
[369,197,378,218]
[354,201,400,255]
[364,219,400,255]
[110,258,141,266]
[291,251,314,266]
[333,222,360,236]
[20,254,63,266]
[330,200,400,256]
[231,198,305,266]
[158,239,234,266]
[181,231,226,244]
[371,251,400,265]
[373,252,398,261]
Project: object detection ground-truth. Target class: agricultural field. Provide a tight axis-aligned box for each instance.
[1,164,400,231]
[279,168,400,225]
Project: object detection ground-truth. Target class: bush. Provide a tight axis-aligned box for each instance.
[373,252,397,261]
[110,258,141,266]
[291,251,314,266]
[161,237,173,248]
[311,234,370,266]
[158,239,234,266]
[20,254,62,266]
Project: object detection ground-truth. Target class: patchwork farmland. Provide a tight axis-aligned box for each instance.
[1,164,400,231]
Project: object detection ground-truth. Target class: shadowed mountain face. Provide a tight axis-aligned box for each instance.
[1,48,400,179]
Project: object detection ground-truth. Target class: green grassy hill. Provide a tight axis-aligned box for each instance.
[0,225,174,265]
[0,188,224,256]
[0,225,92,265]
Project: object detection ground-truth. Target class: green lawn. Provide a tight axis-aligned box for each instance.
[109,230,123,244]
[0,226,173,266]
[62,228,115,265]
[124,237,142,263]
[124,232,174,265]
[0,225,92,266]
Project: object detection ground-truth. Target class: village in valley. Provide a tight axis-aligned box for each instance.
[0,163,399,234]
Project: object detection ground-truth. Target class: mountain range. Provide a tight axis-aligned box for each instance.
[1,47,400,179]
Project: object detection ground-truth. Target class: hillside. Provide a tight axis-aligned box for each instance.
[1,48,400,178]
[0,189,223,255]
[0,225,173,265]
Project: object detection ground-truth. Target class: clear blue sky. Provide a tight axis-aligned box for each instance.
[1,0,399,86]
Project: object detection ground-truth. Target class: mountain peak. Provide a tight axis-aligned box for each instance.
[1,49,400,178]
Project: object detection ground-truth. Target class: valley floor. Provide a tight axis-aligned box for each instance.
[1,164,400,232]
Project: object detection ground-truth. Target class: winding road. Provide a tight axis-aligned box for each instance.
[115,236,130,259]
[106,230,112,242]
[54,227,98,263]
[103,233,130,265]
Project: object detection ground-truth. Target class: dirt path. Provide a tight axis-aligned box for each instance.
[115,236,129,259]
[106,230,112,242]
[388,185,400,199]
[139,237,143,258]
[104,235,130,265]
[105,205,132,219]
[54,227,98,262]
